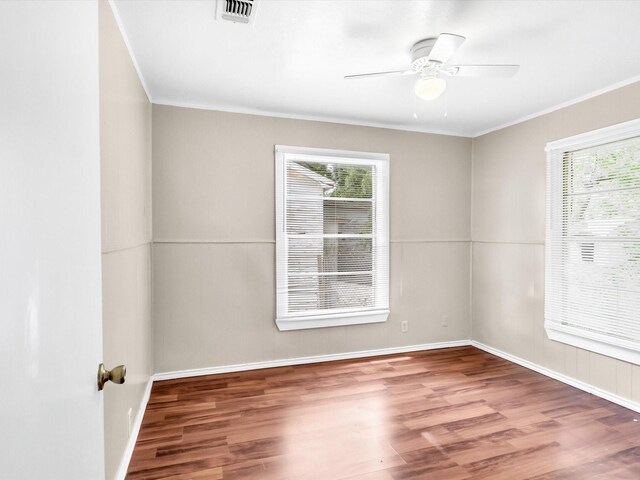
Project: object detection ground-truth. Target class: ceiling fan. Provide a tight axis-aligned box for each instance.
[345,33,519,101]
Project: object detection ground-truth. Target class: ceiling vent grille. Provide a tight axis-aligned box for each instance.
[218,0,258,24]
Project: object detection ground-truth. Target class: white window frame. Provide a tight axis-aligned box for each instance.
[545,118,640,364]
[275,145,390,331]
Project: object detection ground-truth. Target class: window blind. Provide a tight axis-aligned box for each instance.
[275,146,389,331]
[545,121,640,362]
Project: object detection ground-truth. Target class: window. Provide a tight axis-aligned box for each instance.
[275,145,389,331]
[545,118,640,364]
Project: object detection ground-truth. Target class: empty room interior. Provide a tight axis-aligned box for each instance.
[4,0,640,479]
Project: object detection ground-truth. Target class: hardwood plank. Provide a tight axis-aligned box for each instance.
[126,346,640,479]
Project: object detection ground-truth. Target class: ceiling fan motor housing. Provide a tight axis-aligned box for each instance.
[410,38,438,72]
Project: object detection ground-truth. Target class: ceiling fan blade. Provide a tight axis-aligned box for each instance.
[428,33,466,64]
[344,70,415,79]
[443,64,520,77]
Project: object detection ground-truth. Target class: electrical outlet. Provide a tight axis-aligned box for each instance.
[442,315,449,327]
[401,320,408,333]
[127,408,133,437]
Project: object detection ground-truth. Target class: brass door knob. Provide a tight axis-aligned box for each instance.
[97,363,126,391]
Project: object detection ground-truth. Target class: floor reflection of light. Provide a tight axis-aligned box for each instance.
[421,430,448,456]
[371,355,413,364]
[280,393,392,478]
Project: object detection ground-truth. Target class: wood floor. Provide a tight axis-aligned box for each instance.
[126,347,640,479]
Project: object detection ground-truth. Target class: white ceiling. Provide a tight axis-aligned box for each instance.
[113,0,640,137]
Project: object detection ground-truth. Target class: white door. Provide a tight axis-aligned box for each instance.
[0,2,105,479]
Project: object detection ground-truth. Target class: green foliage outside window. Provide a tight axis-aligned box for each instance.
[297,162,372,198]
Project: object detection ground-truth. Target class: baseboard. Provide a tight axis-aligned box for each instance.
[115,377,154,480]
[153,339,472,381]
[471,340,640,414]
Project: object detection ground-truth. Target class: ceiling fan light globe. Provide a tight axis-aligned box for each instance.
[414,77,446,101]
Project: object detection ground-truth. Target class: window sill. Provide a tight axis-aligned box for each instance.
[276,310,389,331]
[545,321,640,365]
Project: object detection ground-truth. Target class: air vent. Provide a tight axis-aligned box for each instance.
[217,0,258,25]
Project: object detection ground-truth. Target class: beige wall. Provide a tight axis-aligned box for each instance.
[472,80,640,404]
[99,2,152,479]
[152,105,472,373]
